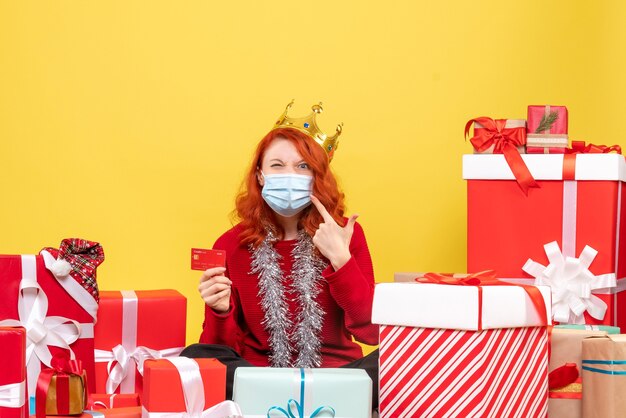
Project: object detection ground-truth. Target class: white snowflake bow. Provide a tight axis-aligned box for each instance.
[522,241,616,324]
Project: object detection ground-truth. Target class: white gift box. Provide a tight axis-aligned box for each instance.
[372,281,552,330]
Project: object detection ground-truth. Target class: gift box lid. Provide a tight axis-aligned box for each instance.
[555,324,621,334]
[462,154,626,181]
[372,282,551,330]
[582,334,626,368]
[95,289,187,350]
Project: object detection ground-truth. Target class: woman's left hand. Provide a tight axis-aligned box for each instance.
[310,194,358,270]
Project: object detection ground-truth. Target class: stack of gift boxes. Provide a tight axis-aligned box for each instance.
[3,105,626,418]
[373,105,626,417]
[0,243,240,418]
[0,241,372,418]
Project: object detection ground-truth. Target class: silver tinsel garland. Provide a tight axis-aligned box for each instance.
[251,229,327,368]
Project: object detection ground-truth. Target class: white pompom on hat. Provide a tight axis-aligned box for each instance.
[50,258,72,277]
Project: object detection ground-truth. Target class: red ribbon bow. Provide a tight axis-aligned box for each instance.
[419,270,498,286]
[567,140,622,155]
[548,363,579,390]
[417,270,548,330]
[465,117,539,195]
[562,141,622,180]
[36,354,87,418]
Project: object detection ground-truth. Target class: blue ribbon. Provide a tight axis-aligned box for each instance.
[582,360,626,375]
[267,369,336,418]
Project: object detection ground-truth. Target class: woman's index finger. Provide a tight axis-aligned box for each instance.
[310,194,335,223]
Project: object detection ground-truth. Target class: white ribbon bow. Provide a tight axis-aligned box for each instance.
[0,255,83,395]
[0,381,26,408]
[141,357,243,418]
[95,345,183,394]
[523,241,616,323]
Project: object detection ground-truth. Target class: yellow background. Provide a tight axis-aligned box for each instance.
[1,1,625,349]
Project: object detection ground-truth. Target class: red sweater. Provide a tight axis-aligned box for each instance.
[199,222,378,367]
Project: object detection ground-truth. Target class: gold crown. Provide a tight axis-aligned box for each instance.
[273,100,343,160]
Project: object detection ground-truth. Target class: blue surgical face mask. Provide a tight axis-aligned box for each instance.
[261,172,313,217]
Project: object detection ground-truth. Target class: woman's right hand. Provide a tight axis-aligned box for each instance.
[198,267,232,313]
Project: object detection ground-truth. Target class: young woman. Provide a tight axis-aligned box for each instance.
[182,103,378,405]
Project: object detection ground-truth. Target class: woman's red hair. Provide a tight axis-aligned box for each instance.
[233,128,346,247]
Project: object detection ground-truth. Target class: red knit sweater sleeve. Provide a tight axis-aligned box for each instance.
[323,221,378,346]
[198,228,241,349]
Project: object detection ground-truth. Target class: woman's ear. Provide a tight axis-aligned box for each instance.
[256,169,264,187]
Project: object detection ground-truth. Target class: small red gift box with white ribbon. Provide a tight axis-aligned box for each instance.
[93,290,186,396]
[142,357,232,417]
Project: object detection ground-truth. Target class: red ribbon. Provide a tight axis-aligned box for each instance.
[465,117,538,195]
[548,363,579,390]
[562,141,623,180]
[567,140,622,155]
[36,354,86,418]
[417,270,548,330]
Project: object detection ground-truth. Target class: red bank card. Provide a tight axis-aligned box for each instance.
[191,248,226,270]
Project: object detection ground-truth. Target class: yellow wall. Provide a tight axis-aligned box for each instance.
[1,1,625,347]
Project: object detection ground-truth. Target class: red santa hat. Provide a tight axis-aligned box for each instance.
[41,238,105,302]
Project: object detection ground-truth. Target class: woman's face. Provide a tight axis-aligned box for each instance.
[257,137,312,186]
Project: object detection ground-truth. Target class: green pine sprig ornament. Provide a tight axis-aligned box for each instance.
[534,110,559,133]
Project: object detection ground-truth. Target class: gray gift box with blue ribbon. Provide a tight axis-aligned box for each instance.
[233,368,372,418]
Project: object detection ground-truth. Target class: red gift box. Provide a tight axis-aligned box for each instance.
[0,327,27,418]
[142,358,227,416]
[0,253,99,399]
[372,277,551,418]
[527,105,568,135]
[35,356,87,418]
[87,394,140,410]
[93,290,186,395]
[464,153,626,329]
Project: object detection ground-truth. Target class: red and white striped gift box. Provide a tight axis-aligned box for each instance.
[372,281,552,418]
